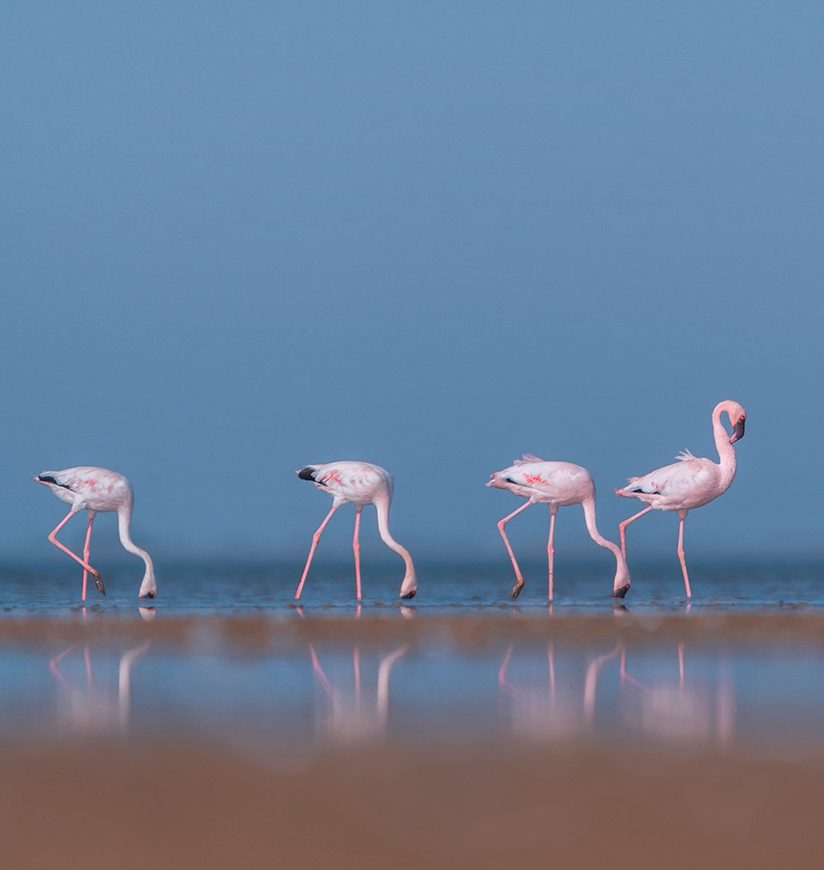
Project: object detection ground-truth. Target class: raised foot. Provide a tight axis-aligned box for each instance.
[612,584,630,600]
[93,571,106,596]
[399,589,416,600]
[511,584,523,600]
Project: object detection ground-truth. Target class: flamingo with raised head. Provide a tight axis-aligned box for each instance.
[294,461,417,601]
[34,467,157,600]
[488,455,631,600]
[615,400,747,598]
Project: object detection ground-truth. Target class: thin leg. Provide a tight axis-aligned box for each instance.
[308,645,333,695]
[84,645,93,688]
[48,510,104,592]
[353,508,363,602]
[677,513,692,598]
[547,507,557,602]
[497,501,534,599]
[81,513,96,603]
[619,506,654,558]
[498,644,514,691]
[294,503,341,600]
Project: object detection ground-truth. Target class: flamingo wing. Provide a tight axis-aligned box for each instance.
[622,456,718,501]
[497,460,590,500]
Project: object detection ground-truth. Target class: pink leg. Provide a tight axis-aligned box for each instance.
[677,513,692,598]
[81,513,96,602]
[353,508,363,602]
[497,501,534,599]
[84,645,94,688]
[619,506,654,558]
[547,507,557,602]
[498,644,514,691]
[294,504,340,600]
[308,645,333,695]
[48,510,104,593]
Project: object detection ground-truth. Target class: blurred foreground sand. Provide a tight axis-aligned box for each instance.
[3,739,823,869]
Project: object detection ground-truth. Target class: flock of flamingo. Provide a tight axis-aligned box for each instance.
[34,399,746,603]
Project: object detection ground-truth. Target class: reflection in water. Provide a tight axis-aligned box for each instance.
[500,640,736,746]
[499,642,622,737]
[620,643,735,745]
[49,639,151,735]
[17,613,823,751]
[309,643,408,743]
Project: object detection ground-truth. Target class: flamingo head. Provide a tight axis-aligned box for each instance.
[724,401,746,445]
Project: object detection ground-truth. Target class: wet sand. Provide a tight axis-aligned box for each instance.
[4,612,824,868]
[3,609,824,649]
[5,739,824,869]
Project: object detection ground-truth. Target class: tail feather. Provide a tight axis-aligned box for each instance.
[512,453,545,466]
[297,466,318,481]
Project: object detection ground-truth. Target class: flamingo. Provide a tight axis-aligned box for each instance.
[34,467,157,600]
[487,455,631,600]
[294,461,417,601]
[615,400,747,598]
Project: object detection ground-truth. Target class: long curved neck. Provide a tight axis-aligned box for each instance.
[712,405,737,489]
[581,495,630,591]
[374,498,417,594]
[117,502,156,596]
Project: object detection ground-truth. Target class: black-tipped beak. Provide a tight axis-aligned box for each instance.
[729,416,746,445]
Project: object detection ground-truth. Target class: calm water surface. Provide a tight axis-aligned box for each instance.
[2,558,823,614]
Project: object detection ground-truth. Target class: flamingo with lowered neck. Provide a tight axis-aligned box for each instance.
[488,456,631,600]
[294,461,417,601]
[34,466,157,600]
[616,400,747,598]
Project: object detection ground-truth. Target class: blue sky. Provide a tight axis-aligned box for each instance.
[2,1,823,563]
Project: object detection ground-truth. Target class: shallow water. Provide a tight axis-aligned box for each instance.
[2,558,824,614]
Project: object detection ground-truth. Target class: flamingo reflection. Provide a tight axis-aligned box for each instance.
[49,635,151,735]
[619,642,735,745]
[499,642,622,737]
[309,643,408,743]
[499,636,735,746]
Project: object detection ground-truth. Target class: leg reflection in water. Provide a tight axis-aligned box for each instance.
[309,643,408,743]
[49,636,151,736]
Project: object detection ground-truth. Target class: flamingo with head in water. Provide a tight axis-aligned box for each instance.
[294,461,417,601]
[488,455,631,600]
[615,400,747,598]
[34,467,157,600]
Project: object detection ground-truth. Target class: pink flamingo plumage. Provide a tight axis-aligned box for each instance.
[488,455,631,601]
[615,400,747,598]
[294,461,417,601]
[34,467,157,600]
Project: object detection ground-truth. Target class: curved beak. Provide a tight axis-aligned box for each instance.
[729,416,746,445]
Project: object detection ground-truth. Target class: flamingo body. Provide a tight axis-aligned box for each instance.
[615,400,747,598]
[298,461,393,507]
[37,467,132,512]
[295,461,417,601]
[488,454,630,600]
[489,456,595,507]
[35,466,157,600]
[617,452,729,512]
